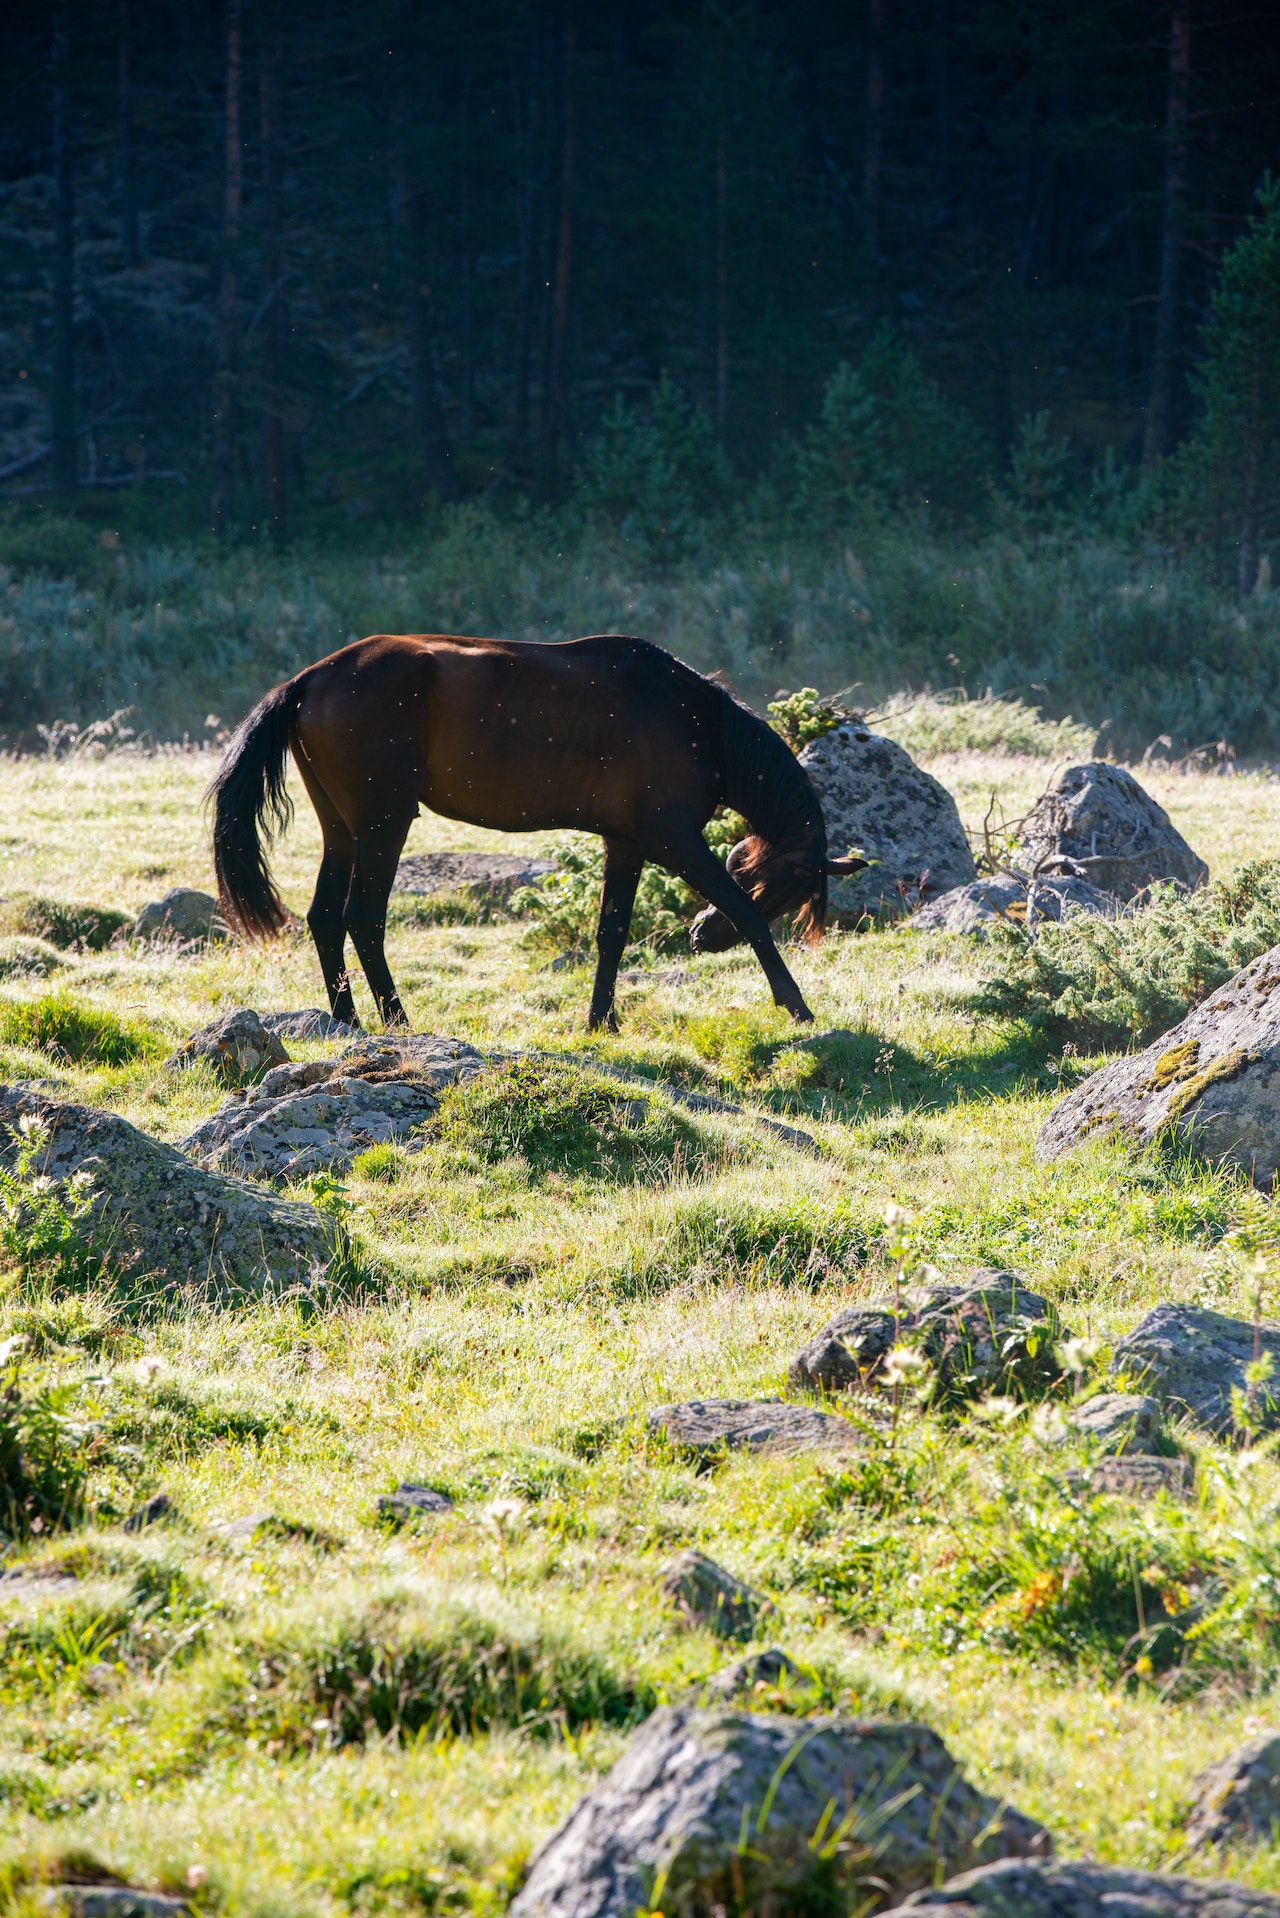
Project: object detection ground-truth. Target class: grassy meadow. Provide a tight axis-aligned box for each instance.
[3,736,1280,1914]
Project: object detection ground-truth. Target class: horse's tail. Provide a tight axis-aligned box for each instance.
[208,674,306,938]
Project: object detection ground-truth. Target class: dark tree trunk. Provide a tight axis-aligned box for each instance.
[862,0,885,261]
[460,72,476,441]
[119,0,139,267]
[715,121,728,441]
[211,0,242,539]
[391,138,459,500]
[259,29,287,545]
[539,0,575,481]
[51,10,76,495]
[1142,1,1191,468]
[512,30,542,462]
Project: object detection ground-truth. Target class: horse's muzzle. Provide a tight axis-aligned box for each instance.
[689,902,743,953]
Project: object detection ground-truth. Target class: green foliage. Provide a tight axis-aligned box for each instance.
[0,1337,101,1539]
[0,993,155,1066]
[221,1590,644,1749]
[1001,412,1075,528]
[0,939,69,982]
[432,1059,706,1182]
[766,686,851,751]
[0,514,111,588]
[873,689,1097,759]
[351,1143,406,1183]
[515,814,746,959]
[574,373,735,562]
[0,1117,101,1289]
[791,329,990,530]
[1181,176,1280,590]
[973,861,1280,1049]
[0,897,132,952]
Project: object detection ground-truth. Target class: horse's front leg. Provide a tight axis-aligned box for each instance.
[587,837,644,1032]
[345,815,415,1029]
[651,824,814,1023]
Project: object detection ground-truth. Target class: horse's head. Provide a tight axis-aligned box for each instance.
[688,835,867,953]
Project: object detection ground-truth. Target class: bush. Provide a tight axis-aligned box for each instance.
[0,993,155,1066]
[972,861,1280,1050]
[0,897,132,951]
[0,1337,101,1538]
[574,372,734,562]
[0,939,68,981]
[433,1058,707,1181]
[872,689,1097,760]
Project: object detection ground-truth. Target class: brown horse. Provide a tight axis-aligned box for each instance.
[209,633,862,1031]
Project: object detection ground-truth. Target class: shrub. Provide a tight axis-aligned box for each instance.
[0,1337,101,1538]
[0,993,155,1066]
[0,938,69,981]
[872,689,1097,760]
[574,372,734,562]
[0,1115,101,1288]
[0,898,131,952]
[766,686,852,751]
[972,861,1280,1050]
[432,1058,707,1181]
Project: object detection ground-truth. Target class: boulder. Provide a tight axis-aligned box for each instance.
[908,874,1119,935]
[181,1033,490,1180]
[797,724,976,921]
[41,1890,189,1918]
[704,1648,805,1698]
[1089,1455,1192,1500]
[394,851,558,902]
[0,1084,341,1300]
[1014,762,1208,900]
[789,1271,1060,1401]
[508,1706,1050,1918]
[1067,1392,1162,1454]
[132,886,226,943]
[167,1008,289,1088]
[1185,1731,1280,1849]
[883,1858,1280,1916]
[660,1550,774,1640]
[122,1493,176,1532]
[1037,945,1280,1182]
[260,1009,357,1040]
[647,1397,870,1461]
[1110,1303,1280,1439]
[377,1483,454,1522]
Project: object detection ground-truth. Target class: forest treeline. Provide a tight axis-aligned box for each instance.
[0,1,1279,749]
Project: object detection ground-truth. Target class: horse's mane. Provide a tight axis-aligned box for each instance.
[714,683,827,858]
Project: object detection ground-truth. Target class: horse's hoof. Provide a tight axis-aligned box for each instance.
[789,1002,815,1024]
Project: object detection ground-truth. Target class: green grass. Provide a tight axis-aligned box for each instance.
[1,747,1280,1913]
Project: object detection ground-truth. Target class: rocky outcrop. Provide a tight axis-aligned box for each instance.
[1185,1731,1280,1849]
[508,1706,1049,1918]
[908,873,1119,934]
[883,1858,1280,1916]
[1014,762,1208,900]
[704,1649,805,1698]
[167,1008,289,1088]
[181,1034,490,1180]
[1037,945,1280,1182]
[1089,1455,1193,1500]
[797,724,976,921]
[377,1483,455,1522]
[1110,1303,1280,1438]
[789,1271,1060,1402]
[660,1550,774,1640]
[395,851,558,903]
[133,887,226,944]
[1067,1392,1162,1454]
[647,1397,869,1461]
[0,1084,341,1299]
[260,1009,356,1040]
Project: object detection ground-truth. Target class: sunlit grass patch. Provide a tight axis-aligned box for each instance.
[0,992,159,1067]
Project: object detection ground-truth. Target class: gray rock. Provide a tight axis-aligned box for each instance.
[647,1397,869,1461]
[180,1032,490,1180]
[660,1550,775,1640]
[1067,1392,1162,1454]
[704,1648,805,1698]
[167,1007,289,1087]
[123,1493,176,1532]
[260,1009,357,1040]
[908,873,1119,934]
[797,725,976,921]
[1185,1732,1280,1849]
[40,1890,189,1918]
[377,1483,454,1521]
[1111,1303,1280,1438]
[884,1857,1280,1916]
[394,851,558,901]
[132,886,226,944]
[1036,945,1280,1182]
[1015,761,1208,900]
[789,1271,1060,1401]
[508,1705,1050,1918]
[0,1084,341,1300]
[1089,1455,1193,1500]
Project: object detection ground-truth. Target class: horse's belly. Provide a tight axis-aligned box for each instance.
[419,761,632,837]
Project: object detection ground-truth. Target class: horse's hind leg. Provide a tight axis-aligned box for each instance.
[345,815,415,1029]
[650,822,815,1023]
[309,831,359,1026]
[588,837,644,1032]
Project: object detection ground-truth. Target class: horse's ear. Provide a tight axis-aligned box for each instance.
[827,855,868,875]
